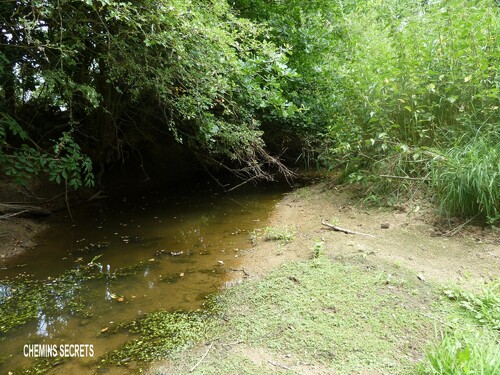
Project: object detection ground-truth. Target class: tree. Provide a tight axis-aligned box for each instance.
[0,0,298,188]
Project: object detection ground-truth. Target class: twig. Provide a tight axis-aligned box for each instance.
[190,342,213,373]
[0,210,29,220]
[86,190,107,202]
[65,179,74,222]
[229,268,251,277]
[268,360,302,374]
[380,174,430,182]
[226,175,260,192]
[321,220,375,238]
[442,214,478,237]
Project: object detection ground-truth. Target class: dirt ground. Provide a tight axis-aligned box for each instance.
[0,181,48,260]
[239,183,499,287]
[0,217,47,260]
[150,183,499,375]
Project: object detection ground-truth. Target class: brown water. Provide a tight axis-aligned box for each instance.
[0,183,288,373]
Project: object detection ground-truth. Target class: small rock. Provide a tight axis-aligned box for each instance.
[417,273,426,281]
[217,260,224,265]
[179,272,185,277]
[381,222,390,229]
[170,251,183,256]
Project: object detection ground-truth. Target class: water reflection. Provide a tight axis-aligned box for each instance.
[0,184,288,373]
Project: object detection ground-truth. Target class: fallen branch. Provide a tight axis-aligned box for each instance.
[86,190,107,202]
[321,220,375,238]
[190,342,213,373]
[229,268,251,277]
[0,210,29,220]
[442,214,478,237]
[0,203,52,216]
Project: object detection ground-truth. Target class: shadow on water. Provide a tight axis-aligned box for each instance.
[0,181,290,373]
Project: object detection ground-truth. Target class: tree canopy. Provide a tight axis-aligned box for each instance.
[1,0,498,222]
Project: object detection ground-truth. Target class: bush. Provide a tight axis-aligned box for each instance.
[431,130,500,224]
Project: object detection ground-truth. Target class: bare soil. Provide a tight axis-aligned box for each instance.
[151,183,499,375]
[0,181,49,260]
[240,183,499,286]
[0,218,47,260]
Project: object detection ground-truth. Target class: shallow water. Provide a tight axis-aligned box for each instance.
[0,183,287,373]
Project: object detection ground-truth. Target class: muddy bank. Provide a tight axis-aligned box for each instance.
[0,181,49,260]
[239,183,499,286]
[0,218,47,260]
[149,183,500,375]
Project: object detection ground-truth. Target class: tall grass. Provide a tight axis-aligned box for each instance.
[430,130,500,225]
[318,0,499,225]
[419,281,500,374]
[419,331,500,375]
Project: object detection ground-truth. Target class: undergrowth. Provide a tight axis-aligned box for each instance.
[431,132,500,225]
[419,331,500,375]
[419,280,500,374]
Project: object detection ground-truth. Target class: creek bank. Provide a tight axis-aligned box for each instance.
[0,181,50,260]
[149,183,499,374]
[233,183,499,285]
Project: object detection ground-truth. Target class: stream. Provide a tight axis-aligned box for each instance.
[0,182,288,373]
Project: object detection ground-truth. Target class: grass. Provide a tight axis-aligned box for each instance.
[418,330,500,375]
[431,132,500,225]
[418,280,500,374]
[262,225,296,243]
[443,281,500,331]
[343,127,499,227]
[151,256,450,374]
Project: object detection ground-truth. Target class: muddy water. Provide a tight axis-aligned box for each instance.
[0,183,287,373]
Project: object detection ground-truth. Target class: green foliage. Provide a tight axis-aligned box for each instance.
[103,310,213,364]
[1,0,302,184]
[419,330,500,375]
[0,115,94,188]
[263,225,296,243]
[444,281,500,331]
[419,282,500,374]
[317,0,499,223]
[232,0,348,139]
[430,131,499,224]
[313,240,325,258]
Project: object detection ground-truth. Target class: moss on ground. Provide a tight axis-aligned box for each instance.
[100,310,216,366]
[150,256,464,374]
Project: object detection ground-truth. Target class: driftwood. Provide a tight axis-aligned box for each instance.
[0,203,53,217]
[321,220,375,238]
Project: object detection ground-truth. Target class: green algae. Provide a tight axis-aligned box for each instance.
[0,260,161,335]
[101,309,216,365]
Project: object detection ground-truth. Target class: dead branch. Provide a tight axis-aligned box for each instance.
[86,190,107,202]
[321,220,375,238]
[0,210,30,220]
[229,268,251,277]
[442,214,478,237]
[0,203,52,217]
[190,342,214,373]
